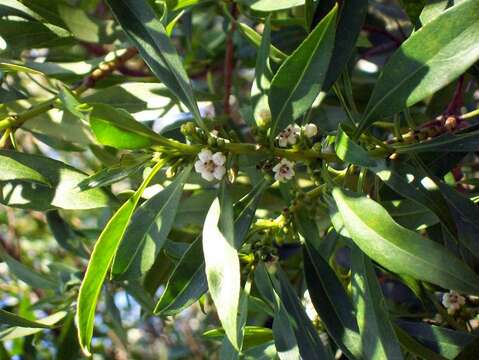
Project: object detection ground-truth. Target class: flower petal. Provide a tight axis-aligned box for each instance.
[212,152,226,166]
[213,165,226,180]
[198,149,213,162]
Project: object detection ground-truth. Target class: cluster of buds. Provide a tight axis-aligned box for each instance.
[442,290,465,315]
[276,123,318,148]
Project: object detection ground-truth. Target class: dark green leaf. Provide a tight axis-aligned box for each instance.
[358,0,479,133]
[76,159,165,356]
[302,240,362,360]
[351,245,404,359]
[106,0,205,129]
[111,164,192,279]
[332,187,479,294]
[269,5,337,138]
[0,150,109,210]
[396,320,476,359]
[237,22,287,63]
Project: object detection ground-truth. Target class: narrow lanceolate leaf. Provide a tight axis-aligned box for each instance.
[0,150,109,211]
[254,262,300,360]
[358,0,479,133]
[111,164,192,279]
[269,5,337,138]
[76,159,165,356]
[155,179,267,316]
[351,246,404,360]
[335,124,376,167]
[89,103,159,150]
[247,0,304,12]
[154,235,207,316]
[237,22,287,63]
[203,187,241,350]
[301,241,362,360]
[0,248,57,290]
[275,269,333,360]
[0,309,57,329]
[251,16,273,127]
[396,320,477,359]
[106,0,205,130]
[0,312,67,341]
[323,0,368,91]
[332,188,479,294]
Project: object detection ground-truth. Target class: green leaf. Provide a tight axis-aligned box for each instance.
[335,124,376,167]
[0,309,57,329]
[394,129,479,154]
[301,239,362,360]
[394,324,447,360]
[323,0,368,91]
[0,247,57,290]
[0,150,109,211]
[237,22,287,63]
[154,235,208,315]
[0,62,44,75]
[59,86,90,120]
[275,268,333,360]
[204,326,273,351]
[0,151,50,185]
[332,187,479,294]
[254,262,300,360]
[89,103,158,149]
[269,4,337,138]
[155,180,267,316]
[202,186,241,350]
[111,164,192,279]
[358,0,479,133]
[106,0,205,130]
[0,312,67,341]
[351,245,404,360]
[46,210,89,258]
[76,159,165,356]
[396,320,476,359]
[251,16,273,127]
[243,0,304,12]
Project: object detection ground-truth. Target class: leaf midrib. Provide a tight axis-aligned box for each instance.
[339,196,477,291]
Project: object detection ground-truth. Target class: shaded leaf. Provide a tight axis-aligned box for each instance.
[358,0,479,133]
[332,187,479,294]
[106,0,205,129]
[112,164,192,279]
[269,5,337,138]
[76,159,165,356]
[351,245,404,359]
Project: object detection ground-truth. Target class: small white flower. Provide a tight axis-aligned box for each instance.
[194,149,226,182]
[303,123,318,138]
[272,158,295,182]
[277,124,300,147]
[442,290,465,314]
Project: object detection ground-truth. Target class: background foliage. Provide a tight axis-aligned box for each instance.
[1,0,479,359]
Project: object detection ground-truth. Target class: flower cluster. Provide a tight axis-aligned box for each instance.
[277,123,318,147]
[194,149,226,182]
[442,290,465,314]
[273,158,295,182]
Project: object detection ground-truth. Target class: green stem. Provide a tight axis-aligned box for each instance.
[0,98,56,130]
[460,108,479,120]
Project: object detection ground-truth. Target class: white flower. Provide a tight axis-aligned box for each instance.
[277,124,300,147]
[194,149,226,182]
[442,290,465,314]
[272,158,295,182]
[303,123,318,138]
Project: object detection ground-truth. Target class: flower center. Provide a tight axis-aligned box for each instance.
[204,160,216,172]
[279,165,290,175]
